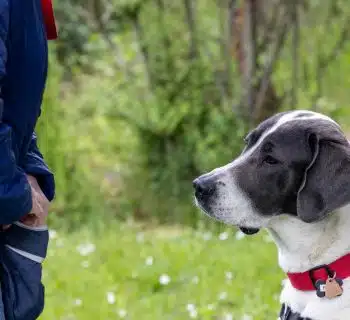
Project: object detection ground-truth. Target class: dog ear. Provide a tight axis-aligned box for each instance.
[297,131,350,223]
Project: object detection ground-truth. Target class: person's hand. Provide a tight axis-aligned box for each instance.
[20,175,50,227]
[0,175,50,230]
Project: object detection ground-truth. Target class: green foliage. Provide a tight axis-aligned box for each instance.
[39,0,350,229]
[40,222,282,320]
[36,47,113,229]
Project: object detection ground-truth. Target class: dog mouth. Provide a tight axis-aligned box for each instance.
[195,198,261,235]
[239,227,260,235]
[195,200,214,219]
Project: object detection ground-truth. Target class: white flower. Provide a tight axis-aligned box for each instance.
[186,304,197,318]
[49,230,57,239]
[189,309,198,318]
[225,271,233,280]
[106,291,116,304]
[219,232,229,241]
[224,313,233,320]
[241,314,253,320]
[218,291,228,300]
[159,274,171,285]
[74,298,82,306]
[192,276,199,284]
[186,303,196,312]
[118,309,127,318]
[235,230,245,240]
[207,303,215,310]
[76,243,95,256]
[145,256,153,266]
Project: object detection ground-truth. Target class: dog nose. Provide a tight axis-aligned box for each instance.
[193,178,215,200]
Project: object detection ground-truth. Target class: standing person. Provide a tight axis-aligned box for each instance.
[0,0,57,319]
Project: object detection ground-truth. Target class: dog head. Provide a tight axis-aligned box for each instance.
[193,110,350,234]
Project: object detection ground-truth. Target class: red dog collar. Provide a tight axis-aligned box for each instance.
[287,253,350,291]
[41,0,58,40]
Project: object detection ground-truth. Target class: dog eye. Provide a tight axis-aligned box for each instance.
[263,155,279,165]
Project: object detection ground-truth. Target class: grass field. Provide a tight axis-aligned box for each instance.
[40,221,284,320]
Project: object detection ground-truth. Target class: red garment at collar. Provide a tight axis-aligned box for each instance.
[41,0,58,40]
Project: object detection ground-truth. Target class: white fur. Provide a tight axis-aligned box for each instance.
[272,204,350,319]
[201,110,350,319]
[214,175,266,227]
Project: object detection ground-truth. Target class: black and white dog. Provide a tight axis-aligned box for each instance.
[193,110,350,320]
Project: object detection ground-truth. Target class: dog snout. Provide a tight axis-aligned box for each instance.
[193,177,216,202]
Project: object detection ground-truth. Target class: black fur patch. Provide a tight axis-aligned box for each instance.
[279,304,312,320]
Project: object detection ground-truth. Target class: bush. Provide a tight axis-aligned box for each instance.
[37,0,350,230]
[36,48,113,230]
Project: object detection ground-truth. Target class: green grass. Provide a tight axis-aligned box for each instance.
[40,221,284,320]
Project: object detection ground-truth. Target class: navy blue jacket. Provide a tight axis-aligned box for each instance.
[0,0,55,319]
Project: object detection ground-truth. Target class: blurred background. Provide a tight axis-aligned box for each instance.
[39,0,350,319]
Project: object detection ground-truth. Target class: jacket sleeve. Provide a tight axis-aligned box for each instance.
[22,132,55,202]
[0,0,34,224]
[0,223,49,320]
